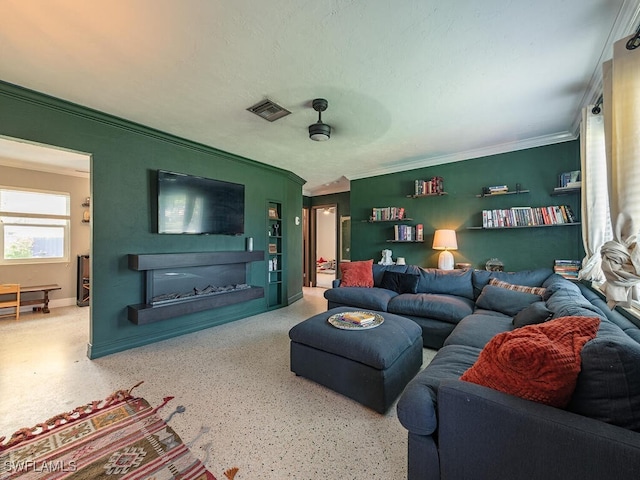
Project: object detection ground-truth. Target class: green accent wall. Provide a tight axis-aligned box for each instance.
[0,81,304,358]
[351,141,584,271]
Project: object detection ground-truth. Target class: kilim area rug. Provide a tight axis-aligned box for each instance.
[0,383,238,480]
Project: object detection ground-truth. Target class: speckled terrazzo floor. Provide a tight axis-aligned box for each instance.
[0,288,436,479]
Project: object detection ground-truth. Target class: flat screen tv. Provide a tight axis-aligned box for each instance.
[157,170,245,235]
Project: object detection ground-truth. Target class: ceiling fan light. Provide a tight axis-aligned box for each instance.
[309,122,331,141]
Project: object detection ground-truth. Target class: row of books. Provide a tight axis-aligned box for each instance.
[481,205,577,228]
[414,177,444,196]
[557,170,581,189]
[554,259,581,279]
[393,224,424,242]
[371,206,405,222]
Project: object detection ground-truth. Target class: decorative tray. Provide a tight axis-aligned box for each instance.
[328,311,384,330]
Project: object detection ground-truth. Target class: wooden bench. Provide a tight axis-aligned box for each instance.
[20,284,61,314]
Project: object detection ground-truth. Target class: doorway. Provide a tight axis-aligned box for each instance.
[311,204,337,288]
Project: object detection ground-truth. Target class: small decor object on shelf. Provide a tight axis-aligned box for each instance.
[268,207,279,219]
[556,170,581,190]
[416,224,424,241]
[485,258,504,271]
[379,249,394,265]
[268,244,277,254]
[482,185,509,196]
[433,229,458,270]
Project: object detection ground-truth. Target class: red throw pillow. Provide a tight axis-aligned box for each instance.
[339,260,374,287]
[460,316,600,407]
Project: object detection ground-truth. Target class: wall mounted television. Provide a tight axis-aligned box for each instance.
[157,170,245,235]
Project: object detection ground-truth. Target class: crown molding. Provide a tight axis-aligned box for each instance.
[348,131,577,181]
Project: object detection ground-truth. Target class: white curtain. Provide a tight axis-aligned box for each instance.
[599,34,640,308]
[578,106,611,282]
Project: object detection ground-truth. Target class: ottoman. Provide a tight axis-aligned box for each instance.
[289,306,423,413]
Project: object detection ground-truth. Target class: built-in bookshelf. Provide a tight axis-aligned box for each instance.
[267,201,283,309]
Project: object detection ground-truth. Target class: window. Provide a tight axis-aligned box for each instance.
[0,187,70,264]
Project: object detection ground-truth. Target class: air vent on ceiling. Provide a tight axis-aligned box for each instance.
[247,99,291,122]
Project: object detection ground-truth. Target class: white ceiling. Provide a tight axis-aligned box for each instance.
[0,0,638,195]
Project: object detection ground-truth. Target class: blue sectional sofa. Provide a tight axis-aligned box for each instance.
[324,264,551,349]
[324,264,640,480]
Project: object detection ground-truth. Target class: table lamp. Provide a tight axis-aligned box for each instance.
[433,229,458,270]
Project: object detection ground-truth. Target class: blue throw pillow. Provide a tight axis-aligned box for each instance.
[475,284,542,317]
[380,271,420,294]
[513,301,553,327]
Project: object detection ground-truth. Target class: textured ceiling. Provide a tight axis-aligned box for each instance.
[0,0,638,195]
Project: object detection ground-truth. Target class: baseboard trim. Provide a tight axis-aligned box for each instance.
[87,304,265,359]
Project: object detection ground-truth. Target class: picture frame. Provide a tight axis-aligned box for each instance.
[268,244,278,254]
[268,207,279,219]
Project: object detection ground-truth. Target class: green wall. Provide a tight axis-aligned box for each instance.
[0,81,304,358]
[351,141,584,271]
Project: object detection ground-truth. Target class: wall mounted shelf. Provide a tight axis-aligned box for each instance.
[386,240,424,243]
[406,192,448,199]
[467,222,581,230]
[363,218,414,223]
[476,190,529,198]
[550,187,581,196]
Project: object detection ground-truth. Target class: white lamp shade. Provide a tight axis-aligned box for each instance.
[432,229,458,250]
[433,229,457,270]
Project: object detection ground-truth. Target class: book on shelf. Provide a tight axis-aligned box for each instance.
[554,259,581,279]
[371,206,405,221]
[416,224,424,241]
[414,176,443,195]
[394,224,416,241]
[481,205,577,228]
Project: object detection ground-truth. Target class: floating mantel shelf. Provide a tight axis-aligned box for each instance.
[128,251,264,271]
[128,250,264,325]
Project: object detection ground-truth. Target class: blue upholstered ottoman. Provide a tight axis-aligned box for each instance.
[289,306,423,413]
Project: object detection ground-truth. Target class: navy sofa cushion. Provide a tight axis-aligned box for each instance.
[472,268,553,298]
[388,293,474,324]
[475,284,542,316]
[444,314,514,350]
[417,268,474,300]
[323,286,397,311]
[380,271,420,294]
[545,286,607,320]
[397,344,481,436]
